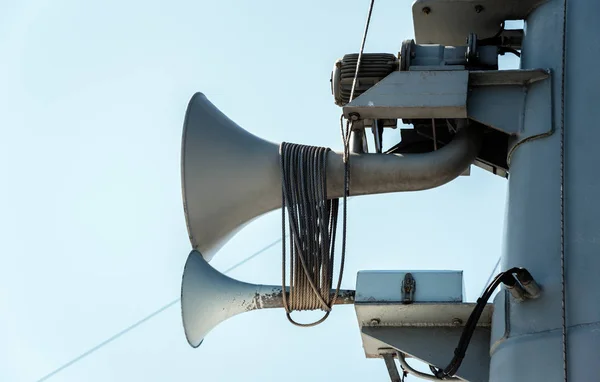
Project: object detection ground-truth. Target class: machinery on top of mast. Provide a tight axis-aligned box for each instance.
[178,0,600,380]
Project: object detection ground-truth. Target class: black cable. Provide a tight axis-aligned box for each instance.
[432,267,527,379]
[479,21,523,59]
[478,21,506,45]
[280,142,343,326]
[493,21,506,39]
[499,47,521,57]
[348,0,376,105]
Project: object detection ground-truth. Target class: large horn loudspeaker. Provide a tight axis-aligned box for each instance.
[181,93,482,262]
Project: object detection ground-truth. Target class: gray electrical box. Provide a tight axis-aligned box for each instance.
[355,270,464,304]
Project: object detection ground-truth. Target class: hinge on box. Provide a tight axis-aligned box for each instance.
[402,273,415,304]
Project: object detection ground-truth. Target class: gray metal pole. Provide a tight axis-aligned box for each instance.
[491,0,600,380]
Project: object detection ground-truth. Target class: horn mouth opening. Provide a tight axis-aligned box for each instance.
[180,93,205,255]
[181,249,259,348]
[180,250,209,348]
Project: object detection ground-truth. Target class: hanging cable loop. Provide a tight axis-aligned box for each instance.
[280,142,344,327]
[279,0,375,327]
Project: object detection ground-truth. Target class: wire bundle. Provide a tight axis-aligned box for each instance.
[280,142,344,326]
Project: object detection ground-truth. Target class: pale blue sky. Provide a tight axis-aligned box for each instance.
[1,1,517,381]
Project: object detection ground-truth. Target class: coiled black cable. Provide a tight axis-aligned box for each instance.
[280,142,345,327]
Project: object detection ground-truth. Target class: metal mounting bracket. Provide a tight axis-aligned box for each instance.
[342,68,553,174]
[468,69,551,136]
[343,70,470,120]
[343,69,550,129]
[412,0,550,46]
[380,349,404,382]
[355,270,491,382]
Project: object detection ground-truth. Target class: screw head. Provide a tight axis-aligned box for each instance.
[349,113,360,121]
[452,318,463,326]
[370,318,381,326]
[422,6,431,14]
[475,4,484,13]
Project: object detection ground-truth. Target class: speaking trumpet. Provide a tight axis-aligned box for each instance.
[181,250,355,347]
[181,93,482,262]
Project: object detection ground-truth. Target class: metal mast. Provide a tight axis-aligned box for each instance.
[492,0,600,380]
[334,0,600,380]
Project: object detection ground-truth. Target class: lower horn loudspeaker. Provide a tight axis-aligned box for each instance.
[181,93,482,263]
[181,250,355,347]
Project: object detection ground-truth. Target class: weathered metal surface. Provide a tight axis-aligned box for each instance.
[355,270,464,303]
[354,268,491,380]
[354,269,491,380]
[491,0,600,380]
[341,68,552,138]
[469,69,549,87]
[467,85,525,135]
[380,350,402,382]
[412,0,549,45]
[255,288,355,309]
[342,70,469,120]
[505,72,554,165]
[181,250,355,348]
[467,70,552,137]
[406,44,498,69]
[355,302,493,329]
[490,290,509,354]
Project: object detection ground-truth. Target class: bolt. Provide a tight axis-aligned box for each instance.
[475,4,484,13]
[422,6,431,14]
[452,318,463,326]
[370,318,381,326]
[349,112,360,121]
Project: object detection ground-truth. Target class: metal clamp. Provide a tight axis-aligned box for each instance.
[402,273,416,304]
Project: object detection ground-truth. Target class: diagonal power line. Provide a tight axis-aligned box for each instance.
[36,299,180,382]
[480,256,501,296]
[35,238,283,382]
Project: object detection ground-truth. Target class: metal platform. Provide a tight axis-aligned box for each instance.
[354,270,492,382]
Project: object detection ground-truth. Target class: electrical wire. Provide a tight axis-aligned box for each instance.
[348,0,375,106]
[498,47,521,57]
[478,21,522,58]
[36,299,180,382]
[34,239,284,382]
[343,0,376,150]
[398,353,459,381]
[480,256,501,296]
[431,267,534,379]
[478,21,505,46]
[334,1,376,330]
[280,143,342,325]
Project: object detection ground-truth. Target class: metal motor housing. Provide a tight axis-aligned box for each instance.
[331,53,398,107]
[331,41,499,108]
